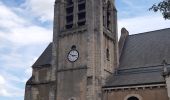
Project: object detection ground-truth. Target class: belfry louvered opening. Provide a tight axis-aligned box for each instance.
[78,0,86,26]
[66,0,74,29]
[65,0,86,29]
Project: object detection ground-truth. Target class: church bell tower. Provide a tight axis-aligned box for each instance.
[53,0,118,100]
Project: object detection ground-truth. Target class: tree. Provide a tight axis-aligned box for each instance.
[149,0,170,19]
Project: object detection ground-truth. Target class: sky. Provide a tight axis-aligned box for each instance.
[0,0,169,100]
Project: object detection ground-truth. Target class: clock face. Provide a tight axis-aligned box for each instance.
[68,50,79,62]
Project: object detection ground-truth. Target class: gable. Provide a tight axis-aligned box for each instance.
[32,43,52,67]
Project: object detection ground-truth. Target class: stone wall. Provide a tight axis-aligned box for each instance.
[24,65,56,100]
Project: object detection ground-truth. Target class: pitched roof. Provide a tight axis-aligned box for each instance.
[105,28,170,87]
[32,43,52,67]
[105,66,165,87]
[120,28,170,69]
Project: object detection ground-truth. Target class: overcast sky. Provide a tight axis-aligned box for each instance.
[0,0,169,100]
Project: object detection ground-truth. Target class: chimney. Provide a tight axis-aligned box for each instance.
[119,28,129,57]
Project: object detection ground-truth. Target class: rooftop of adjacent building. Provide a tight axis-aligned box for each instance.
[106,28,170,88]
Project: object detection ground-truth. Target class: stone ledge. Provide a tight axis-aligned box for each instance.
[58,26,87,38]
[57,65,87,72]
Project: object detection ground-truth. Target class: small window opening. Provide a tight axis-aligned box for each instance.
[106,48,110,61]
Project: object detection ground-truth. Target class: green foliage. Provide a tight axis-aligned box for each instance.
[149,0,170,19]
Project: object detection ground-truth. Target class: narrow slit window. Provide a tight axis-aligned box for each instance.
[103,6,105,26]
[107,11,111,28]
[107,1,111,30]
[106,48,110,61]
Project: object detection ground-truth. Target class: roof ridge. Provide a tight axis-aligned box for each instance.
[129,27,170,37]
[118,64,164,70]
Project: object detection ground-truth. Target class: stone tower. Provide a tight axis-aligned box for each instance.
[24,0,118,100]
[53,0,118,100]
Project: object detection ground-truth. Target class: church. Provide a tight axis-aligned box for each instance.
[24,0,170,100]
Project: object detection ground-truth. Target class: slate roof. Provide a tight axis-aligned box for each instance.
[120,28,170,69]
[105,28,170,87]
[105,66,166,87]
[32,43,52,67]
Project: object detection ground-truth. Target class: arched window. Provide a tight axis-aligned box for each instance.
[127,96,139,100]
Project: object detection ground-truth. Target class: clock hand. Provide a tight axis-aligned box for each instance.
[70,54,77,57]
[69,54,74,56]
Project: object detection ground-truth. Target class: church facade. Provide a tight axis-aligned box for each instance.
[24,0,170,100]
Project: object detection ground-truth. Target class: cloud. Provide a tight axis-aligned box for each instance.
[117,0,162,19]
[0,1,52,46]
[25,67,32,78]
[118,13,170,36]
[0,25,52,46]
[121,0,134,7]
[23,0,55,22]
[0,75,5,85]
[0,3,26,31]
[0,74,24,97]
[0,1,52,99]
